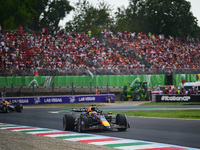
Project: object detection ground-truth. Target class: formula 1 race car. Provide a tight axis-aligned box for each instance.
[63,105,130,132]
[0,99,23,113]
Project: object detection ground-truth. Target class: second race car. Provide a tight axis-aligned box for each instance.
[0,98,23,113]
[63,105,130,132]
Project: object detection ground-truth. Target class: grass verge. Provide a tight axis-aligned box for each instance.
[23,103,107,108]
[112,110,200,120]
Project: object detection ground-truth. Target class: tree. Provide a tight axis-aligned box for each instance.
[65,0,114,36]
[0,0,35,29]
[113,6,131,33]
[0,0,73,31]
[143,0,199,37]
[114,0,146,33]
[40,0,73,31]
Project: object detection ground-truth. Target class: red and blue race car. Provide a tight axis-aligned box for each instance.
[63,105,130,132]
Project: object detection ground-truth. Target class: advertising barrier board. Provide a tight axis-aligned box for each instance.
[1,94,115,105]
[154,94,200,102]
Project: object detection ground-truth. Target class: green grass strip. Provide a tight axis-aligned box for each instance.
[104,142,151,148]
[101,108,176,111]
[56,134,93,139]
[58,110,70,113]
[58,107,180,113]
[140,102,200,106]
[112,110,200,119]
[24,103,106,107]
[0,125,19,128]
[19,129,51,133]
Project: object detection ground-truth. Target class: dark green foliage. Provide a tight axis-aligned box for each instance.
[0,0,73,31]
[65,0,114,36]
[0,0,199,38]
[114,0,199,37]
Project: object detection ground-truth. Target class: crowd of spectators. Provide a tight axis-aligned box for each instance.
[0,27,200,76]
[161,86,199,95]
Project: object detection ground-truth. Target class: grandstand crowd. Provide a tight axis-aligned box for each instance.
[0,27,200,76]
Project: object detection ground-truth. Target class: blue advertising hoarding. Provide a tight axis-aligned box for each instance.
[2,94,115,105]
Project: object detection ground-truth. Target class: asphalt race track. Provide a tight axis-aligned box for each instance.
[0,105,200,149]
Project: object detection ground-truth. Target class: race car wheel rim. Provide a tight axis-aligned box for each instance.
[77,120,85,133]
[77,120,81,132]
[77,121,80,132]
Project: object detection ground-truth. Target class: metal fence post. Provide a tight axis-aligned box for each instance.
[52,82,54,95]
[32,83,34,96]
[107,82,109,94]
[11,84,13,97]
[71,82,74,95]
[90,82,92,94]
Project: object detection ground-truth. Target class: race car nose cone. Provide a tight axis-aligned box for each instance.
[101,121,110,127]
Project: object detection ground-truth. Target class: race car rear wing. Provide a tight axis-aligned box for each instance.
[71,108,88,112]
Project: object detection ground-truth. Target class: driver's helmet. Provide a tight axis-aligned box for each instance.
[91,111,97,116]
[2,99,9,105]
[88,106,96,112]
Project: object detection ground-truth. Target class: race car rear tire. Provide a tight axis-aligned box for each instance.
[63,114,75,131]
[116,114,128,131]
[15,104,23,112]
[77,115,88,133]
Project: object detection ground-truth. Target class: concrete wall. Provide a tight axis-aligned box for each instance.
[0,86,122,101]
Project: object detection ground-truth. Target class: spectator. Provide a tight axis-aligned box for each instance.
[171,88,176,94]
[106,95,113,103]
[88,29,92,38]
[176,87,181,94]
[164,88,169,94]
[16,89,21,97]
[98,89,101,94]
[187,89,191,95]
[180,87,186,95]
[0,28,199,76]
[34,69,38,76]
[18,25,23,35]
[71,87,75,95]
[194,87,198,94]
[190,87,195,94]
[1,90,6,98]
[96,87,99,95]
[157,86,162,95]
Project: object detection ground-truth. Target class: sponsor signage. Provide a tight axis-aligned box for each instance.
[155,95,200,102]
[161,96,191,101]
[2,94,115,105]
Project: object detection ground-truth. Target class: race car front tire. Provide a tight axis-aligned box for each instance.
[63,114,75,131]
[2,105,8,113]
[15,104,23,112]
[116,114,128,131]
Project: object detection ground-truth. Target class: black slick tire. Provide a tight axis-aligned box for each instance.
[63,114,75,131]
[116,114,128,131]
[15,104,23,112]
